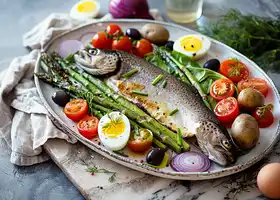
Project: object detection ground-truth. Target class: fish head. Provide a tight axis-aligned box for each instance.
[74,48,119,75]
[195,121,236,167]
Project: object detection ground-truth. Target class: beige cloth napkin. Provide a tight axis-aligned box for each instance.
[0,10,163,166]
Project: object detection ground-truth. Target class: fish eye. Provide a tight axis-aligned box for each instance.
[89,49,100,55]
[222,140,232,149]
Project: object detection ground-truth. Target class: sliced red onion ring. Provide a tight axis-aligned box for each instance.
[79,32,96,45]
[170,152,211,172]
[59,40,85,59]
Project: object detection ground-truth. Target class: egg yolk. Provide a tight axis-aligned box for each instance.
[77,1,96,13]
[102,120,125,138]
[180,36,202,52]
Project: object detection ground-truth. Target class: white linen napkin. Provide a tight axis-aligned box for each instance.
[0,10,163,166]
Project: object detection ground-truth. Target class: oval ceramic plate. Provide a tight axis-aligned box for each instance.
[34,19,280,180]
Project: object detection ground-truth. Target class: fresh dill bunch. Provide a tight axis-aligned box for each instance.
[199,9,280,73]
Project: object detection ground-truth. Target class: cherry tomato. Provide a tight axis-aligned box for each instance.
[112,36,132,52]
[135,39,153,58]
[106,24,123,36]
[210,79,235,101]
[77,116,99,139]
[64,99,88,121]
[238,78,269,97]
[214,97,239,126]
[219,58,249,83]
[252,104,274,128]
[92,32,112,49]
[127,128,153,152]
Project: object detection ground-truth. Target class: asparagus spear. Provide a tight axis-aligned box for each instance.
[51,53,190,152]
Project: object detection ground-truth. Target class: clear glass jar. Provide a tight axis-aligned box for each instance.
[165,0,203,23]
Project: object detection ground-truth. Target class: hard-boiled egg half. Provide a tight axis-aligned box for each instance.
[173,35,211,60]
[70,0,100,21]
[98,112,131,151]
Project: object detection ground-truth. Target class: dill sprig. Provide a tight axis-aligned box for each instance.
[87,167,117,183]
[199,9,280,73]
[102,113,122,129]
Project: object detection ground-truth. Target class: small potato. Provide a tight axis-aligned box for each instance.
[140,24,170,45]
[238,88,265,111]
[231,114,260,150]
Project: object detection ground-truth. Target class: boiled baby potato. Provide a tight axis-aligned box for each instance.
[238,88,265,111]
[231,114,260,150]
[140,24,170,45]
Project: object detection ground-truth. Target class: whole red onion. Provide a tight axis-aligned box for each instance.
[109,0,154,20]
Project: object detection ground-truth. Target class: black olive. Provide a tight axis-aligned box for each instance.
[203,58,220,72]
[146,148,165,166]
[52,90,70,107]
[125,28,141,40]
[165,41,174,50]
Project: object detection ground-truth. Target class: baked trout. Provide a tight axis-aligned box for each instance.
[74,48,236,166]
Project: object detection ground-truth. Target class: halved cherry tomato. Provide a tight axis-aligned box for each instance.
[252,104,274,128]
[77,116,99,139]
[238,78,269,97]
[112,36,132,52]
[135,39,153,58]
[64,99,88,121]
[214,97,239,126]
[219,59,249,83]
[92,32,112,49]
[210,79,235,101]
[127,128,153,152]
[106,24,123,36]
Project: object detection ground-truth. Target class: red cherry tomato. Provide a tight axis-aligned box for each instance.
[112,36,132,52]
[127,128,153,152]
[106,24,123,36]
[214,97,239,126]
[64,99,88,121]
[210,79,235,101]
[252,104,274,128]
[238,78,269,97]
[135,39,153,58]
[77,116,99,139]
[92,32,112,49]
[219,58,249,83]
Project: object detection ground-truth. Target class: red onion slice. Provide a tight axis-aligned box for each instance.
[79,32,96,45]
[59,40,85,59]
[170,152,211,172]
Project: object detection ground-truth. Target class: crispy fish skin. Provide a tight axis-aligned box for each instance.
[75,48,236,166]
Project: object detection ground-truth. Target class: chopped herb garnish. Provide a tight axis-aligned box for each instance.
[65,54,74,64]
[152,74,163,86]
[121,69,138,78]
[135,125,140,136]
[132,90,148,96]
[169,108,179,116]
[162,80,167,88]
[177,128,183,148]
[87,167,117,183]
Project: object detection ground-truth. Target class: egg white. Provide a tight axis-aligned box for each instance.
[98,112,131,151]
[173,34,211,60]
[70,0,100,21]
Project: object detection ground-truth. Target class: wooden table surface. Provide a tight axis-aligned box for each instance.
[0,0,279,199]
